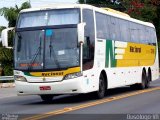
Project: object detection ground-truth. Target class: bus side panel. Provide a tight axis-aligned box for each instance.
[95,39,159,89]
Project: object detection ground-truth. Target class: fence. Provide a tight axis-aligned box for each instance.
[0,76,14,82]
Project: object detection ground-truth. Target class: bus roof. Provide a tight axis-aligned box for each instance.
[20,4,155,28]
[102,8,130,18]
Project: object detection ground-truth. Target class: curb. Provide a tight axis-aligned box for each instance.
[0,83,15,88]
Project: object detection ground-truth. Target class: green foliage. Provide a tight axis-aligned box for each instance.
[0,30,14,76]
[0,22,14,76]
[0,7,18,27]
[0,2,30,75]
[0,47,13,76]
[8,30,15,47]
[154,7,160,42]
[123,1,157,23]
[0,2,31,27]
[139,6,157,22]
[0,26,6,32]
[20,2,31,10]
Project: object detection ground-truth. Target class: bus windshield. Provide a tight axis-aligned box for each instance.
[17,9,79,28]
[14,8,80,71]
[14,28,79,71]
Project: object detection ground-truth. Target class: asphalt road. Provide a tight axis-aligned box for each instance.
[0,79,160,120]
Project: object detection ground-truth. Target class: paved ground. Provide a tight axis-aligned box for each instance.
[0,79,160,120]
[0,87,16,99]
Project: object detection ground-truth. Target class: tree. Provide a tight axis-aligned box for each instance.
[0,2,31,27]
[0,2,31,76]
[0,26,6,33]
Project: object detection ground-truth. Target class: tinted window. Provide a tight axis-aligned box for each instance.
[96,12,110,39]
[145,27,150,44]
[148,28,157,45]
[129,22,140,43]
[18,9,80,28]
[83,9,95,71]
[109,17,121,41]
[139,25,147,44]
[14,28,80,71]
[152,28,157,44]
[119,19,130,42]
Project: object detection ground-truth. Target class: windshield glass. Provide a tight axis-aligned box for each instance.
[17,9,79,28]
[14,28,80,71]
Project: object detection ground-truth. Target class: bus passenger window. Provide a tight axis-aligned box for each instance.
[109,17,121,41]
[82,9,95,71]
[129,22,140,43]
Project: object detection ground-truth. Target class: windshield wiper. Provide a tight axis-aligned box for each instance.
[17,32,22,52]
[49,37,61,68]
[28,37,42,71]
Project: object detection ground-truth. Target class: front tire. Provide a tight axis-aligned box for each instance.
[95,74,106,99]
[40,95,54,102]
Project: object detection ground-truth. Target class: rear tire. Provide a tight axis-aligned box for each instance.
[94,74,106,99]
[146,72,151,88]
[138,71,147,89]
[40,95,54,102]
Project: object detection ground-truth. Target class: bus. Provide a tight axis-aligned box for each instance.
[11,4,159,101]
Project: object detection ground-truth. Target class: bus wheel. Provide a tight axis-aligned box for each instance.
[40,95,54,102]
[138,71,147,89]
[95,74,106,99]
[146,72,151,88]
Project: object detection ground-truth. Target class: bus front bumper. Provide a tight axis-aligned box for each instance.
[15,77,87,95]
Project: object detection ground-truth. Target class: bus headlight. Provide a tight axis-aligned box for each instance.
[14,75,27,82]
[63,72,82,80]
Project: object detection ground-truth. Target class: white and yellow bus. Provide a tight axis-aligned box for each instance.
[12,4,159,101]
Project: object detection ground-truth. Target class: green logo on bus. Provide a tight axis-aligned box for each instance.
[105,40,117,67]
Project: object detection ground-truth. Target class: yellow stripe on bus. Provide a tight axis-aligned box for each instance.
[116,43,156,67]
[28,67,80,77]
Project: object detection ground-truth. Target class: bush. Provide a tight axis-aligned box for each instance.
[0,29,14,76]
[0,47,13,76]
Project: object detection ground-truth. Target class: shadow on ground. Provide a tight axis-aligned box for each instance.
[27,86,155,105]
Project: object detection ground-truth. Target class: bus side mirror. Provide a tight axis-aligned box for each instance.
[1,27,14,49]
[77,23,86,44]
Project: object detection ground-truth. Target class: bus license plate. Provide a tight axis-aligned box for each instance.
[39,86,51,90]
